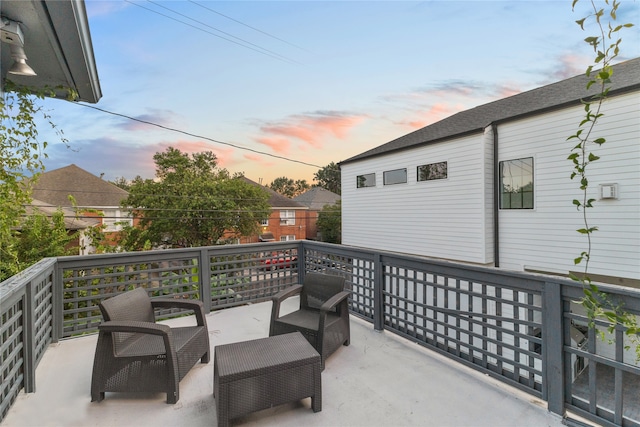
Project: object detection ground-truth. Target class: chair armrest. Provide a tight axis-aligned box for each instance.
[271,284,303,303]
[98,320,171,336]
[320,290,351,313]
[151,298,207,327]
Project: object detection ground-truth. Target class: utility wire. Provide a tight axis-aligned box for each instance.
[188,0,309,52]
[145,0,300,64]
[67,101,323,169]
[124,0,298,64]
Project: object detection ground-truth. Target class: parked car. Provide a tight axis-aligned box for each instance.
[261,253,298,271]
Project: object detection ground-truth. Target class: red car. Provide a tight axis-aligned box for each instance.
[261,255,298,271]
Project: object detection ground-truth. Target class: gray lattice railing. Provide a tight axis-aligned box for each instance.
[1,241,639,426]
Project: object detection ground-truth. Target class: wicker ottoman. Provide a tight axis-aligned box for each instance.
[214,332,322,427]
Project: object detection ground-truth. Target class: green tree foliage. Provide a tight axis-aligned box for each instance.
[268,176,310,197]
[14,209,77,266]
[120,147,271,249]
[1,80,74,280]
[316,200,341,244]
[570,0,638,358]
[313,162,341,195]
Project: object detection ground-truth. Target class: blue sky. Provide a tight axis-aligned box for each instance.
[38,0,640,185]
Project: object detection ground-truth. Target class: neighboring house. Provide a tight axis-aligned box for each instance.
[29,164,132,251]
[24,199,101,255]
[293,187,341,240]
[340,58,640,287]
[1,0,101,103]
[235,177,308,244]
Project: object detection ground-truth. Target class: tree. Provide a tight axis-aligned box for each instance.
[120,147,271,249]
[268,176,310,198]
[313,162,341,195]
[14,209,77,267]
[1,80,75,280]
[316,200,341,244]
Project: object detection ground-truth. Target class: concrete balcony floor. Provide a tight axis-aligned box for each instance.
[2,299,566,427]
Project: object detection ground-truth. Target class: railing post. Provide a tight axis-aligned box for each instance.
[52,261,63,343]
[199,248,212,313]
[373,253,384,331]
[543,281,565,416]
[23,281,36,393]
[298,241,306,283]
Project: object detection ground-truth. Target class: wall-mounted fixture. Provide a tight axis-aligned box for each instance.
[599,183,619,200]
[1,17,37,76]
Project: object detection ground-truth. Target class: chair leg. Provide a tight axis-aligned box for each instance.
[201,351,210,363]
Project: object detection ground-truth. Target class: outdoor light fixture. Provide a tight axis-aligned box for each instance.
[1,17,37,76]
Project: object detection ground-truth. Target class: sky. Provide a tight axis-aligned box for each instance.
[36,0,640,185]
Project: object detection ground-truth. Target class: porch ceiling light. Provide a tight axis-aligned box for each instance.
[1,17,37,76]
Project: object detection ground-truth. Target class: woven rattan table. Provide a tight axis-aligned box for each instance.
[214,332,322,427]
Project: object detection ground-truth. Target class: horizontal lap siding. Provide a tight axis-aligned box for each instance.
[497,92,640,280]
[342,133,493,264]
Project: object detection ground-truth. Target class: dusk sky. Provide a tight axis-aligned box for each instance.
[37,0,640,185]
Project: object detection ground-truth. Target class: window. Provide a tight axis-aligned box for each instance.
[383,168,407,185]
[279,210,295,225]
[260,218,269,226]
[102,209,133,232]
[357,173,376,188]
[500,157,534,209]
[280,235,296,241]
[417,161,447,181]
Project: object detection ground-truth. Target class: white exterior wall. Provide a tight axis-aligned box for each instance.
[497,91,640,281]
[342,132,494,264]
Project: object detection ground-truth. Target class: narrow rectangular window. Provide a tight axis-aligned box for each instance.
[417,161,447,181]
[279,210,295,225]
[383,168,407,185]
[280,235,296,241]
[357,173,376,188]
[500,157,534,209]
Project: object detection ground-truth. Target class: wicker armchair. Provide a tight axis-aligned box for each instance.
[269,272,350,369]
[91,287,210,404]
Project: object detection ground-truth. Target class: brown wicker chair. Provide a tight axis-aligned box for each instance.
[90,287,210,404]
[269,272,350,369]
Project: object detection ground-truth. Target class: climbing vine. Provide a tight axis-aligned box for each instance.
[568,0,639,358]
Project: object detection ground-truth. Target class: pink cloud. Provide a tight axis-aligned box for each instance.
[552,54,590,80]
[255,112,365,151]
[243,153,275,167]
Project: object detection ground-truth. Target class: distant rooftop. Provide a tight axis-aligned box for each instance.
[293,187,340,211]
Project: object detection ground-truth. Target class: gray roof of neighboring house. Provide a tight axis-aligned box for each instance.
[23,199,100,230]
[30,164,128,208]
[341,58,640,165]
[240,177,307,209]
[293,187,340,211]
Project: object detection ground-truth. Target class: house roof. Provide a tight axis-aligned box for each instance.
[23,199,100,230]
[293,187,341,211]
[240,177,307,209]
[30,164,129,208]
[1,0,101,103]
[341,58,640,165]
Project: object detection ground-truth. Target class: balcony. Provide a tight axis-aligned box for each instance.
[1,241,639,426]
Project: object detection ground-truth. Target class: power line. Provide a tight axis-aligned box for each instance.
[188,0,309,52]
[145,0,300,64]
[67,101,323,169]
[124,0,298,64]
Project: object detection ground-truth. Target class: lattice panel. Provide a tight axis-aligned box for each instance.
[0,299,24,422]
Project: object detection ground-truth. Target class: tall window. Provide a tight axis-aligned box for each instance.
[357,173,376,188]
[417,161,447,181]
[383,168,407,185]
[279,210,295,225]
[500,157,534,209]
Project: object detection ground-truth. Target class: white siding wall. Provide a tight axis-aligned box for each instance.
[342,132,494,264]
[497,91,640,280]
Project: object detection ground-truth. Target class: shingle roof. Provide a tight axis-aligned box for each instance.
[30,164,129,208]
[239,177,307,209]
[22,199,101,230]
[293,187,340,211]
[341,58,640,164]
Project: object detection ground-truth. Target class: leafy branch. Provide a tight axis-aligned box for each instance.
[569,0,638,358]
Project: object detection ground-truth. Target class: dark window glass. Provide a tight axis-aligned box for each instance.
[357,173,376,188]
[500,157,534,209]
[383,168,407,185]
[417,162,447,181]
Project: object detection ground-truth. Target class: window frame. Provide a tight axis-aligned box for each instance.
[499,157,534,210]
[417,161,448,182]
[357,173,376,188]
[383,168,407,185]
[279,210,296,226]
